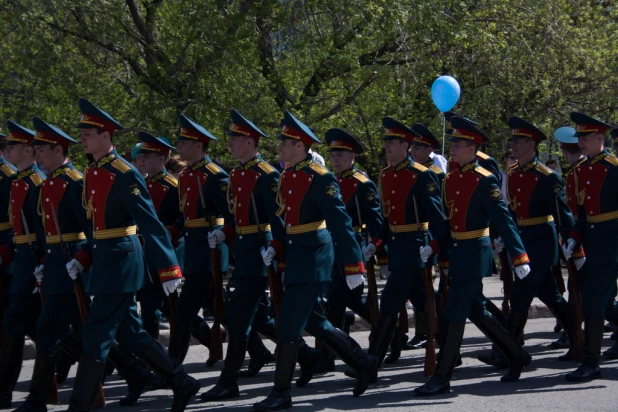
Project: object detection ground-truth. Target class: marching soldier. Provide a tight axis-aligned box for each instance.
[201,109,318,402]
[364,117,449,373]
[68,98,198,411]
[253,111,378,411]
[414,117,532,396]
[444,112,501,177]
[604,128,618,359]
[479,117,581,367]
[135,131,179,340]
[0,122,45,409]
[562,112,618,382]
[165,115,233,366]
[552,128,587,351]
[315,128,385,372]
[0,132,17,353]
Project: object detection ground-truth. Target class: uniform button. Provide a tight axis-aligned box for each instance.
[587,196,590,199]
[392,190,395,194]
[518,230,522,234]
[241,172,245,176]
[518,203,521,206]
[47,232,51,235]
[391,206,395,209]
[459,175,462,178]
[476,178,480,181]
[50,181,54,185]
[45,198,49,202]
[289,240,293,244]
[94,208,97,212]
[455,208,458,212]
[382,173,386,177]
[589,211,593,215]
[354,183,357,187]
[293,173,297,178]
[287,207,291,211]
[238,219,242,223]
[96,227,99,230]
[238,187,241,191]
[186,202,190,206]
[148,184,152,188]
[237,203,241,207]
[587,181,590,184]
[339,179,342,183]
[520,174,523,177]
[394,174,397,177]
[91,190,95,194]
[187,187,191,191]
[454,243,457,247]
[454,226,458,229]
[287,223,291,227]
[393,221,397,224]
[392,236,395,240]
[591,225,595,229]
[63,184,67,188]
[239,235,243,240]
[94,244,97,249]
[308,177,312,181]
[94,171,98,175]
[255,176,258,179]
[190,173,193,176]
[289,190,292,194]
[456,191,459,195]
[47,249,51,253]
[46,215,49,219]
[517,188,521,192]
[589,166,593,170]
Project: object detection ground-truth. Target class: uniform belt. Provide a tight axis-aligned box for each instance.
[14,233,37,244]
[93,226,137,240]
[389,222,429,233]
[236,224,271,235]
[286,220,326,235]
[185,217,225,228]
[586,210,618,224]
[352,224,366,233]
[46,232,86,244]
[451,228,490,240]
[0,222,12,231]
[517,215,554,227]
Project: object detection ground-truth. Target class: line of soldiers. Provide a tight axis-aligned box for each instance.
[0,98,616,411]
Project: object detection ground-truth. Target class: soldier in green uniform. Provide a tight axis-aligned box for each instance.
[135,131,180,340]
[201,109,319,402]
[0,132,17,354]
[562,112,618,382]
[364,117,449,375]
[478,117,581,367]
[253,111,378,411]
[68,98,198,412]
[314,128,385,372]
[166,115,233,367]
[0,122,45,409]
[414,117,532,396]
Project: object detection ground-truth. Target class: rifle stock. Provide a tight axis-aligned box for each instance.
[267,265,284,328]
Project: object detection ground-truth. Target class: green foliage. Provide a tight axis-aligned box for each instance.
[1,0,617,175]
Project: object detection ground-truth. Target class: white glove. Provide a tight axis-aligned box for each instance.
[65,259,84,281]
[261,246,276,266]
[515,264,531,280]
[346,274,365,290]
[207,229,225,249]
[33,264,44,284]
[362,243,377,261]
[419,245,433,263]
[574,257,586,271]
[380,266,390,279]
[561,238,576,260]
[162,278,181,296]
[494,237,505,253]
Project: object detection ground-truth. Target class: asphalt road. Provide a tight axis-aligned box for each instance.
[6,317,618,411]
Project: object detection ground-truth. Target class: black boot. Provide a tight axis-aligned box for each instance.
[414,321,465,396]
[473,315,531,382]
[239,330,274,378]
[551,300,579,361]
[252,341,298,411]
[404,312,428,350]
[566,318,604,382]
[384,328,407,364]
[0,335,25,409]
[478,311,526,369]
[57,332,83,385]
[143,321,160,341]
[321,328,378,397]
[603,339,618,359]
[342,311,355,335]
[107,345,167,406]
[67,356,107,411]
[367,316,397,366]
[168,327,193,366]
[315,308,345,374]
[14,353,56,411]
[296,340,320,388]
[201,339,247,402]
[137,340,200,412]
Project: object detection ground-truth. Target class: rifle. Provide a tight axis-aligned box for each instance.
[21,209,58,405]
[250,193,284,327]
[196,175,223,364]
[554,198,583,362]
[498,249,513,318]
[413,196,436,376]
[354,195,379,333]
[51,204,105,408]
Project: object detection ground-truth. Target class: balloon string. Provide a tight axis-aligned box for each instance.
[440,112,446,156]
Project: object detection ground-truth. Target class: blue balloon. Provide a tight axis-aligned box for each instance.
[431,76,461,112]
